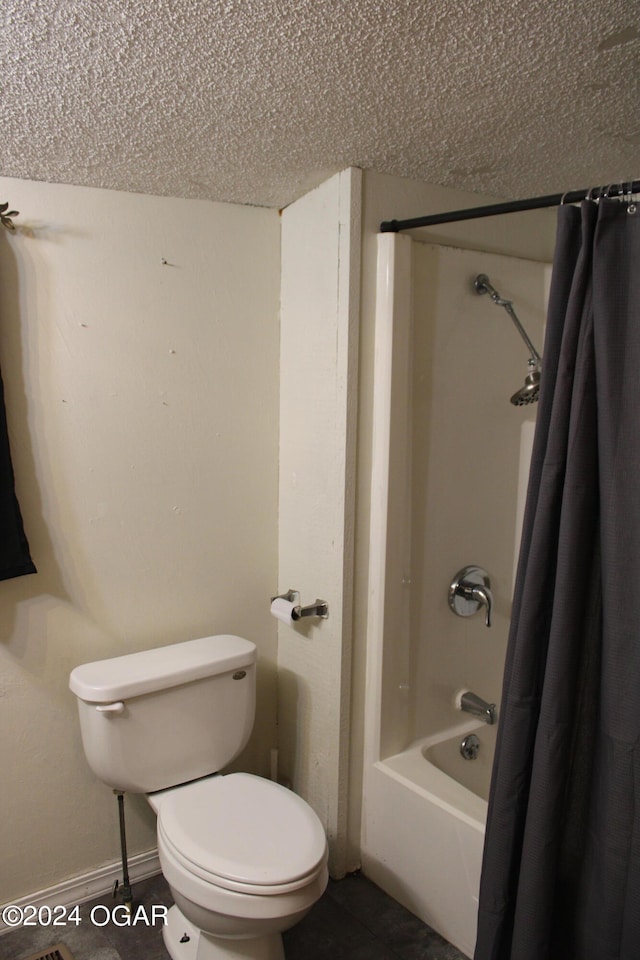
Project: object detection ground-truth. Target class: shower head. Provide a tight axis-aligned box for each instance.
[474,273,542,406]
[511,365,541,406]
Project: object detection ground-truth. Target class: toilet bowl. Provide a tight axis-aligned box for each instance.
[150,772,328,958]
[69,635,329,960]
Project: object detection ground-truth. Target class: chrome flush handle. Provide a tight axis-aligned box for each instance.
[448,565,493,627]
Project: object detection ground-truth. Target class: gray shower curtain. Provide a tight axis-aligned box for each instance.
[474,198,640,960]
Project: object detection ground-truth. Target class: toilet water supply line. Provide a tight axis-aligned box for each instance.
[114,790,133,912]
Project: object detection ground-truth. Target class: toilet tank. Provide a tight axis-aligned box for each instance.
[69,635,256,793]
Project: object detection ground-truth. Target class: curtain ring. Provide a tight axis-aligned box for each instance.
[586,185,597,202]
[560,190,571,204]
[626,181,637,215]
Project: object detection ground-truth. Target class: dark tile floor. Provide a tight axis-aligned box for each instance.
[0,872,468,960]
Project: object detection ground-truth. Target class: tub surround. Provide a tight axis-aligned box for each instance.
[361,232,549,956]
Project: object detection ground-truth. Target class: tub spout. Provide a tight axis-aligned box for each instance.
[459,690,497,725]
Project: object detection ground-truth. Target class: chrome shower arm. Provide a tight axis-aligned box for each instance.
[501,300,542,366]
[474,273,542,365]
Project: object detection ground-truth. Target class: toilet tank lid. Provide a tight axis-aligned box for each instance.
[69,635,256,703]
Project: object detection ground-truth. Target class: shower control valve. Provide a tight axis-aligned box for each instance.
[448,565,493,627]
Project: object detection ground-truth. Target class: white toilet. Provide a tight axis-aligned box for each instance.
[69,634,329,960]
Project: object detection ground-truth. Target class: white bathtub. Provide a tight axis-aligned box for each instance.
[362,720,495,958]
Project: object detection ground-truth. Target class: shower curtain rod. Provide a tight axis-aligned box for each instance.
[379,179,640,233]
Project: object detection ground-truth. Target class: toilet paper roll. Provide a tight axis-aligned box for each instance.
[270,597,298,624]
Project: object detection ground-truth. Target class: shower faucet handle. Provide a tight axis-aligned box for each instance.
[448,566,493,627]
[469,583,493,627]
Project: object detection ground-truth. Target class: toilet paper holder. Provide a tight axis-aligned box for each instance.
[271,589,329,620]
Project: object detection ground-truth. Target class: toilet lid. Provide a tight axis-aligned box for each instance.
[157,773,327,888]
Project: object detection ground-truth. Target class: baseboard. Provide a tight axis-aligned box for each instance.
[0,848,161,936]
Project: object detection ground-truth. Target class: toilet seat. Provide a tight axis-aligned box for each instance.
[157,773,328,896]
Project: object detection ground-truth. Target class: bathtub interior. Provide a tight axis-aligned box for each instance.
[422,721,498,803]
[361,234,549,957]
[383,720,493,824]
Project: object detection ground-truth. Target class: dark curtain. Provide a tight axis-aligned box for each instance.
[0,365,35,581]
[474,199,640,960]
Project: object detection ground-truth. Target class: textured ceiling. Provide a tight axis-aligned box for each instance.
[1,0,639,209]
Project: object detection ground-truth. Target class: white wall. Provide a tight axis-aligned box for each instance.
[278,168,361,877]
[0,176,280,905]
